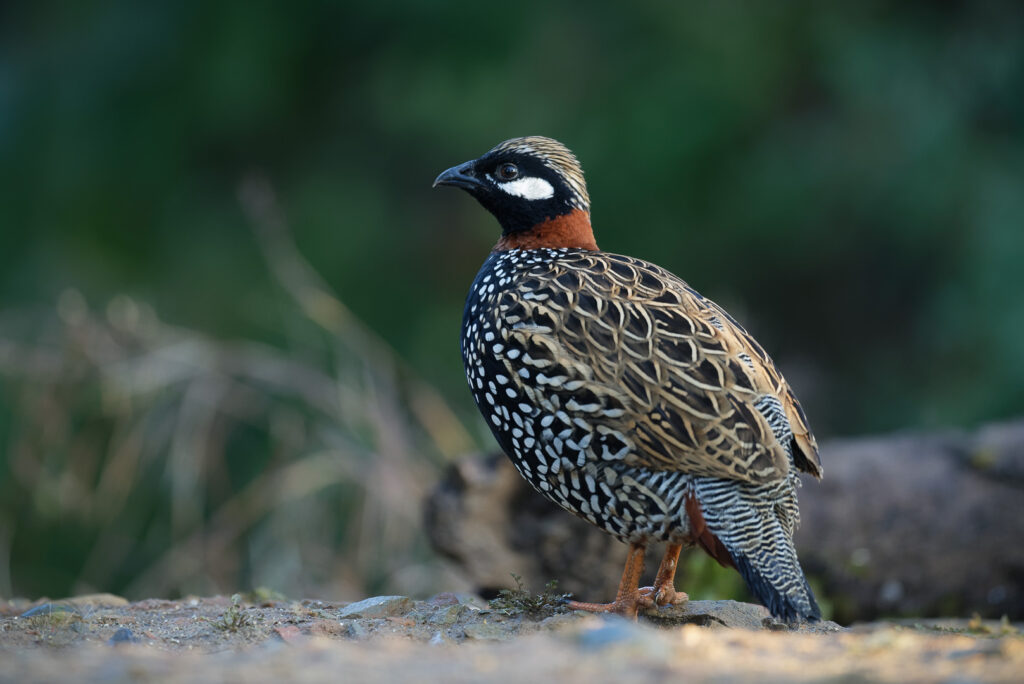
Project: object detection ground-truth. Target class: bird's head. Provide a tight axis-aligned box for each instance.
[434,136,598,251]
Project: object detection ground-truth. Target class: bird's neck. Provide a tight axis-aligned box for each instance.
[494,209,599,252]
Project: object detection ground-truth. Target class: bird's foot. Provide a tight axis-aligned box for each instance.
[637,584,689,608]
[565,596,643,620]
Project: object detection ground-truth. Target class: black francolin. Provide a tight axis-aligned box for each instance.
[434,136,823,622]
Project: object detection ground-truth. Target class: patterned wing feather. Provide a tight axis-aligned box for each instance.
[498,251,821,484]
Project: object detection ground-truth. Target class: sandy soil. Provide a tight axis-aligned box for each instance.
[1,593,1021,683]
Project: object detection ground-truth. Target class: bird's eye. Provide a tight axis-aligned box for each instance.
[495,163,519,181]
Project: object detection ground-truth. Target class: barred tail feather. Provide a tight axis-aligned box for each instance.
[692,476,820,623]
[732,550,821,623]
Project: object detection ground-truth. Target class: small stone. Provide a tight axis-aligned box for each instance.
[538,612,581,631]
[130,599,179,611]
[65,593,130,609]
[345,621,371,640]
[455,594,489,609]
[429,604,466,626]
[107,628,141,645]
[273,625,304,644]
[463,621,514,641]
[427,592,460,607]
[19,603,76,619]
[338,596,414,619]
[429,630,456,646]
[309,620,346,637]
[575,615,647,650]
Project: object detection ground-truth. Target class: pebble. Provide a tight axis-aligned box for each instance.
[309,620,346,637]
[427,592,460,607]
[107,628,141,646]
[64,593,129,608]
[338,596,414,619]
[463,621,514,641]
[345,621,370,640]
[429,630,456,646]
[429,604,466,626]
[19,603,77,619]
[575,616,647,650]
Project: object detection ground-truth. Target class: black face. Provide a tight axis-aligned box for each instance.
[434,151,578,235]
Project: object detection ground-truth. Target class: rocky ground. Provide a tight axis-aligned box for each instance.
[1,593,1021,683]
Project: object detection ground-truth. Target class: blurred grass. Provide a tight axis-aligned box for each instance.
[0,178,473,600]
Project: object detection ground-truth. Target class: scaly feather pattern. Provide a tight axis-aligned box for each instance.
[462,247,821,621]
[463,248,821,485]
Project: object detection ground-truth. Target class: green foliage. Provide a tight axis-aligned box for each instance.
[211,594,258,634]
[489,574,571,619]
[3,3,1023,436]
[0,2,1022,604]
[680,552,748,603]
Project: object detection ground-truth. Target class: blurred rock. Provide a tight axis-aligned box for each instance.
[797,420,1024,623]
[19,603,78,619]
[425,420,1024,623]
[309,620,346,637]
[338,596,414,619]
[641,600,841,632]
[463,622,514,641]
[65,594,130,608]
[572,615,650,650]
[107,628,141,645]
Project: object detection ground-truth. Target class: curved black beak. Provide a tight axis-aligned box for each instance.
[433,160,483,191]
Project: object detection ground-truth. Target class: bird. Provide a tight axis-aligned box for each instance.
[434,136,823,622]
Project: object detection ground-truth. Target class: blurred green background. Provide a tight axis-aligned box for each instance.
[1,2,1022,607]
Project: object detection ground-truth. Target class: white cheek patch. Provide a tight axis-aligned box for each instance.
[496,176,555,201]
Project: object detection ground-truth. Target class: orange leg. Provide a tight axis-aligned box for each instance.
[638,543,688,607]
[566,542,647,619]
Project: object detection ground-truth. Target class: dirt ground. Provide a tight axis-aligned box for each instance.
[1,593,1021,683]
